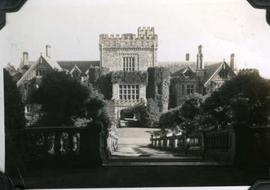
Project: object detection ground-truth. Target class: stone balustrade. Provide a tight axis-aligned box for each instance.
[23,124,119,168]
[150,129,235,162]
[150,134,192,152]
[24,126,84,157]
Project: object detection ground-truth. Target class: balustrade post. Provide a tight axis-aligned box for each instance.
[68,132,74,154]
[43,132,49,155]
[54,132,61,156]
[175,138,178,149]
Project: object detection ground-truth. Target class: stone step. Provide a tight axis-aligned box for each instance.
[104,161,225,166]
[109,156,203,163]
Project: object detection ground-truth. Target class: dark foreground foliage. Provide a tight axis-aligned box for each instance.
[4,69,25,176]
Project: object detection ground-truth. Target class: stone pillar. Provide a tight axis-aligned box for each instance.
[68,132,74,153]
[112,83,119,100]
[175,138,178,149]
[139,84,147,103]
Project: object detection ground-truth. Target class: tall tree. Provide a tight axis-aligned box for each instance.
[203,69,270,127]
[30,71,89,126]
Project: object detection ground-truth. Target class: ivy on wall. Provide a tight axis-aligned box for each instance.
[94,73,112,100]
[146,67,170,112]
[111,71,148,84]
[146,67,170,99]
[88,67,109,84]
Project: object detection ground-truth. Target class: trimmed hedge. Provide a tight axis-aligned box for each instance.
[120,99,160,128]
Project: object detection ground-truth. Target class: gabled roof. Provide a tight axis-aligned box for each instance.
[44,56,63,71]
[16,55,62,87]
[57,61,100,73]
[160,61,235,85]
[70,64,82,74]
[158,61,197,74]
[203,62,236,86]
[203,62,224,84]
[171,66,194,77]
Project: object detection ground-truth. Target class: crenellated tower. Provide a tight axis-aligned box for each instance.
[99,27,158,71]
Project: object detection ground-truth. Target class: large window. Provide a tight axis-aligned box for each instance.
[119,84,139,100]
[186,84,194,95]
[36,69,48,77]
[123,57,135,72]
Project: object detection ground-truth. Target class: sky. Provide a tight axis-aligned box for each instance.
[0,0,270,78]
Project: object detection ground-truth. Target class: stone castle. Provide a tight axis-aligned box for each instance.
[7,26,236,126]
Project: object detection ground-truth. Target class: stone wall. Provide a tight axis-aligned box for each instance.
[169,78,198,108]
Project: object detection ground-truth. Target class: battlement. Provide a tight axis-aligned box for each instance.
[137,26,155,38]
[99,27,158,49]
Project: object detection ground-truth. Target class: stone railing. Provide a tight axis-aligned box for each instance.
[150,129,235,163]
[204,128,235,163]
[150,133,204,156]
[24,126,83,155]
[23,125,105,168]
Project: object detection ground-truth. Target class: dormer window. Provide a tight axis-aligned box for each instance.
[219,67,228,79]
[72,69,80,79]
[36,70,42,76]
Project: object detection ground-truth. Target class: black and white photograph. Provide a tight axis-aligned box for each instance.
[1,0,270,189]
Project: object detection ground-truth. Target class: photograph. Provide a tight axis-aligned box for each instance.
[1,0,270,189]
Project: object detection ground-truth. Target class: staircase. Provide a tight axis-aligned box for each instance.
[107,127,220,166]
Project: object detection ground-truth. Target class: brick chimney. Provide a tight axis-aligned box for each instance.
[230,53,235,71]
[185,53,190,61]
[196,45,204,69]
[46,44,51,58]
[22,51,29,65]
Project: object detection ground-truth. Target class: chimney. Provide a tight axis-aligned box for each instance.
[45,44,51,58]
[22,52,29,65]
[230,53,235,70]
[185,53,190,61]
[196,45,204,69]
